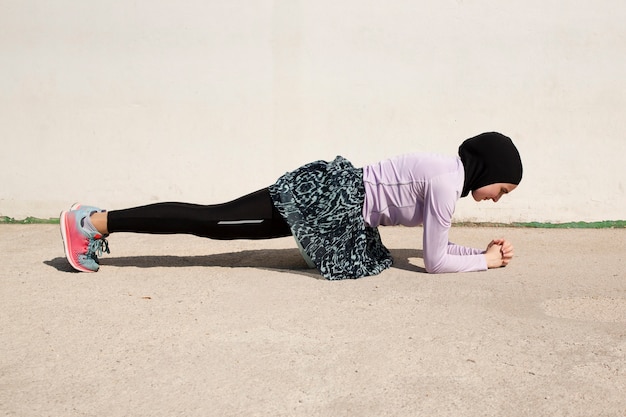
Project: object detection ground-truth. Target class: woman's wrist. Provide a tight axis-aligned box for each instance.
[484,244,504,268]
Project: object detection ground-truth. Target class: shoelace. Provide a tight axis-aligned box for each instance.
[87,236,110,259]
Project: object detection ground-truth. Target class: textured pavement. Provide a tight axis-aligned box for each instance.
[1,224,625,417]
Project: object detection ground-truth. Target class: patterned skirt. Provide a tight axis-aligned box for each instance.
[268,156,393,280]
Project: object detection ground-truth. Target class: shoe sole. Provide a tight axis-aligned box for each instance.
[59,210,97,273]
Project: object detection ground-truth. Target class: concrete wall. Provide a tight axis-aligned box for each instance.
[1,0,625,223]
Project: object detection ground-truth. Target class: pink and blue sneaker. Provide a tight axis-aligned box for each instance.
[60,204,109,272]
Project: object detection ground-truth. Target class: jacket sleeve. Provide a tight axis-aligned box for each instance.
[422,174,487,273]
[447,242,485,256]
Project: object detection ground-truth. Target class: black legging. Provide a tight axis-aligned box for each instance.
[107,188,292,240]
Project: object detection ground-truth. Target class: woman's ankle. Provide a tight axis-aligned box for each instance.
[90,212,109,235]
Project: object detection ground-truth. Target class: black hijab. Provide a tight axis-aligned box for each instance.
[458,132,523,198]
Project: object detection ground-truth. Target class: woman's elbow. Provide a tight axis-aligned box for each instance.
[424,259,446,274]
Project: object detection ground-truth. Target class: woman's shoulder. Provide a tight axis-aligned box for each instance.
[393,151,456,162]
[381,152,461,174]
[364,152,462,185]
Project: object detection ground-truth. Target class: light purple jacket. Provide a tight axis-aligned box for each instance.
[362,152,487,273]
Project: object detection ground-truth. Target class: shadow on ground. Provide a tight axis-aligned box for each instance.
[45,248,426,276]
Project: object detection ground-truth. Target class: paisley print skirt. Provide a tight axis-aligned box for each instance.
[268,156,393,280]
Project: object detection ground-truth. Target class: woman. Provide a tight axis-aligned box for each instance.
[60,132,523,279]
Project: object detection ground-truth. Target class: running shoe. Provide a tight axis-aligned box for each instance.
[69,203,103,213]
[60,205,109,272]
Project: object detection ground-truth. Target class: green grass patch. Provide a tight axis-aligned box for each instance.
[0,216,59,225]
[454,220,626,229]
[512,220,626,229]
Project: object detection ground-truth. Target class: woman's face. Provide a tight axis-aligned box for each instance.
[472,183,517,202]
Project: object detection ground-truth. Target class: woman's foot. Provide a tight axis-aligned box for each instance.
[60,204,110,272]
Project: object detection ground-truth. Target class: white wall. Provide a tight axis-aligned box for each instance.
[1,0,625,223]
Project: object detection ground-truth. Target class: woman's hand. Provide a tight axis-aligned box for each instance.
[484,238,515,268]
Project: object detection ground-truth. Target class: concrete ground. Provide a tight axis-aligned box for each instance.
[1,224,625,417]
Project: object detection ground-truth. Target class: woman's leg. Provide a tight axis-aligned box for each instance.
[103,188,292,239]
[60,188,292,272]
